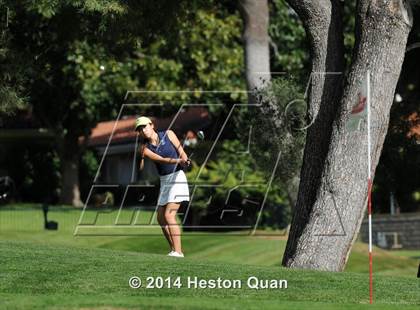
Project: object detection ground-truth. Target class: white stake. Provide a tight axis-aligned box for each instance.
[367,70,373,304]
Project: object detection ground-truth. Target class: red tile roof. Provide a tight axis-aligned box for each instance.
[80,106,210,147]
[84,116,138,146]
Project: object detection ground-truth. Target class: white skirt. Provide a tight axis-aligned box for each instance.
[158,169,190,206]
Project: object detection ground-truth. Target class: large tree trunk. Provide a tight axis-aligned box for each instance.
[60,137,83,207]
[283,0,412,271]
[239,0,271,103]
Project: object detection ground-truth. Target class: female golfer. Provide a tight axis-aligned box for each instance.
[134,116,190,258]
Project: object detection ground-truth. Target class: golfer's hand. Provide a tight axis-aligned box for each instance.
[177,158,190,168]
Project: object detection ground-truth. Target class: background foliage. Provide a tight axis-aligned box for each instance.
[0,0,418,217]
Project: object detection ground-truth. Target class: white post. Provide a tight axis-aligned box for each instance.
[367,70,373,304]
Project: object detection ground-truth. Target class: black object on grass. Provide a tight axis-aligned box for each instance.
[42,204,58,230]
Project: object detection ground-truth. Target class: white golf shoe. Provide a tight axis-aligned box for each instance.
[168,251,184,258]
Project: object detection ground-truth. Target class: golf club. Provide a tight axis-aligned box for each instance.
[184,130,205,170]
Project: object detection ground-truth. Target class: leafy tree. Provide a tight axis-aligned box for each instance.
[268,0,357,79]
[3,1,246,205]
[0,1,26,116]
[186,139,290,230]
[235,77,305,211]
[269,0,308,77]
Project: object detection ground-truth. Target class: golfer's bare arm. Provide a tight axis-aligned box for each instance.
[166,130,188,161]
[142,147,182,165]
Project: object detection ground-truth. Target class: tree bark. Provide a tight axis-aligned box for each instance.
[283,0,412,271]
[239,0,271,104]
[60,136,83,207]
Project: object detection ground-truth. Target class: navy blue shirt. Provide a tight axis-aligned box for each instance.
[146,130,182,176]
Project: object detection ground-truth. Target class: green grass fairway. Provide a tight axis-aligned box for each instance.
[1,206,419,276]
[1,205,420,309]
[1,240,419,310]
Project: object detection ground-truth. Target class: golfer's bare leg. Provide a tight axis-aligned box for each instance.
[164,202,182,254]
[157,206,174,251]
